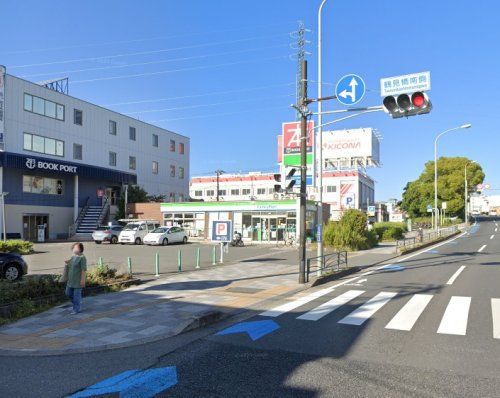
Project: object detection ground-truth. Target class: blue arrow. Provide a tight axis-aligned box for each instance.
[380,264,405,272]
[68,366,177,398]
[216,320,280,341]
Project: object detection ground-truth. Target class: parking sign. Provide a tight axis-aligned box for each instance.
[211,221,233,242]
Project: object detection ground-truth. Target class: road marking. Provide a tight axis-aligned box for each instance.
[338,291,397,326]
[495,228,498,232]
[259,275,361,317]
[385,294,433,331]
[492,299,500,339]
[446,266,466,285]
[478,245,487,252]
[297,290,365,321]
[491,235,495,240]
[437,296,471,336]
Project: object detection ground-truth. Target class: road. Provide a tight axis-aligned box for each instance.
[1,218,499,397]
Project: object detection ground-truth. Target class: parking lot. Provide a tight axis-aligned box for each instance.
[25,240,300,279]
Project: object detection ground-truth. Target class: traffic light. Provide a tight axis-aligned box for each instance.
[383,91,432,118]
[274,169,297,193]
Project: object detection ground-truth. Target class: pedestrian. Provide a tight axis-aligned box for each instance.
[63,242,87,315]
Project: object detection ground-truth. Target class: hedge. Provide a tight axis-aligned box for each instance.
[373,222,406,241]
[324,209,378,251]
[0,240,33,254]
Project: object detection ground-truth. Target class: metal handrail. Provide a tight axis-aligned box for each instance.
[68,196,90,237]
[396,225,458,252]
[306,251,348,282]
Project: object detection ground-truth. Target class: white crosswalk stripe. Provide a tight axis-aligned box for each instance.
[437,296,471,336]
[338,291,397,326]
[492,299,500,339]
[297,290,365,321]
[385,294,433,331]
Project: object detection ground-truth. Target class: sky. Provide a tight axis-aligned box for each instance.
[2,0,499,200]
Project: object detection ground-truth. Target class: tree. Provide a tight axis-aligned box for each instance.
[116,185,149,219]
[401,157,484,217]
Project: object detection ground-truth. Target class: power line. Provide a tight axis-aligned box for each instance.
[10,33,290,69]
[71,55,290,84]
[20,44,290,79]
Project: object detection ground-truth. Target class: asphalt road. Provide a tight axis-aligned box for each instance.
[2,218,499,397]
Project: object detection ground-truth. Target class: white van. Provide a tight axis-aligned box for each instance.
[118,220,160,245]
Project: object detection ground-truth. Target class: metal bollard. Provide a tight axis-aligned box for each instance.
[127,257,133,276]
[219,243,224,264]
[155,252,160,277]
[98,257,103,267]
[212,246,216,265]
[196,247,200,269]
[178,249,182,272]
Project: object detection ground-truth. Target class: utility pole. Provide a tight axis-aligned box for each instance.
[290,21,310,121]
[298,60,308,284]
[215,169,224,202]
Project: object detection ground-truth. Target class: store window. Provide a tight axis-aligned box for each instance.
[129,156,137,170]
[24,133,64,157]
[73,143,83,160]
[24,93,65,121]
[109,120,117,135]
[109,151,117,166]
[179,142,185,154]
[152,134,159,147]
[170,139,175,152]
[74,109,83,126]
[23,175,63,195]
[152,161,159,174]
[129,126,136,141]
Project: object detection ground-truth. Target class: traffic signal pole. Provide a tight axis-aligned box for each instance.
[298,60,308,284]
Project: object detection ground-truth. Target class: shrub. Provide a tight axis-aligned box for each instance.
[86,264,118,286]
[373,222,406,241]
[0,240,33,254]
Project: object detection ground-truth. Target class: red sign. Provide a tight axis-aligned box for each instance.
[282,121,314,155]
[96,188,104,198]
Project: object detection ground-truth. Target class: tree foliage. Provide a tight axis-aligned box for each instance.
[116,185,149,219]
[324,209,378,250]
[401,157,484,217]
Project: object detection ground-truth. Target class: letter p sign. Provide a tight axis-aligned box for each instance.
[211,220,232,242]
[216,222,227,236]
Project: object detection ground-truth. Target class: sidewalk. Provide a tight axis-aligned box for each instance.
[0,244,398,356]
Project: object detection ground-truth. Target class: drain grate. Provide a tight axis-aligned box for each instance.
[225,287,265,294]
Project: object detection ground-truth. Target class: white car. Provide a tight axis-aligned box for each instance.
[143,226,188,246]
[118,220,160,245]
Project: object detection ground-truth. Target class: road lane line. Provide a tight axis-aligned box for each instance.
[495,228,498,232]
[338,291,397,326]
[385,294,433,331]
[297,290,365,321]
[259,275,361,317]
[446,266,466,285]
[478,245,487,252]
[492,299,500,339]
[491,235,495,240]
[437,296,471,336]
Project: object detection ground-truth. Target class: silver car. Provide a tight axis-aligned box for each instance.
[92,225,123,244]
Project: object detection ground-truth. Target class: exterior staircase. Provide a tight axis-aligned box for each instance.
[70,197,110,239]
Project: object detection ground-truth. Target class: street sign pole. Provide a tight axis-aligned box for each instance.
[298,59,308,284]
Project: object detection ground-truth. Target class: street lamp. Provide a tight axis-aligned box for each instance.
[434,123,472,230]
[316,0,329,275]
[464,160,477,223]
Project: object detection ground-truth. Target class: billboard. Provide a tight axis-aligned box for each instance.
[322,128,380,164]
[282,121,314,166]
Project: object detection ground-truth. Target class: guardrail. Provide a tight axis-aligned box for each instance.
[305,251,348,283]
[396,225,459,253]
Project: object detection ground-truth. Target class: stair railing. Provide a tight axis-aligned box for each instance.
[68,196,90,238]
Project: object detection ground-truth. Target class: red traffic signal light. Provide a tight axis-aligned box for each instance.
[383,91,431,118]
[411,92,426,108]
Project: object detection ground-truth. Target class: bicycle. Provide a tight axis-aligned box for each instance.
[276,234,296,248]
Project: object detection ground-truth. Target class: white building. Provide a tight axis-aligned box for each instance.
[0,68,189,239]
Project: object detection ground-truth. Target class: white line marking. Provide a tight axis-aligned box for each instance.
[385,294,433,331]
[259,275,361,317]
[297,290,365,321]
[446,266,466,285]
[491,235,495,240]
[492,299,500,339]
[478,245,487,252]
[338,291,397,326]
[437,296,471,336]
[495,228,498,232]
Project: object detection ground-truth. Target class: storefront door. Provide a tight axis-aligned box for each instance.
[23,215,49,241]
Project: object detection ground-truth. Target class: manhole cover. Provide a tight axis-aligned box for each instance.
[225,287,265,294]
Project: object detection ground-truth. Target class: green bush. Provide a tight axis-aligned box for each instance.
[0,240,33,254]
[0,275,63,305]
[373,222,406,241]
[324,209,378,251]
[86,264,118,285]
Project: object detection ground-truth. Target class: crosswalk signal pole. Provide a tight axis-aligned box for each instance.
[298,60,308,284]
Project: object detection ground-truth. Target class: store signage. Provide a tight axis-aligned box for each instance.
[211,220,233,242]
[322,128,380,164]
[25,157,78,173]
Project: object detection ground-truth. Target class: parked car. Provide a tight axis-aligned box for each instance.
[118,220,160,245]
[143,226,188,246]
[92,225,123,244]
[0,253,28,281]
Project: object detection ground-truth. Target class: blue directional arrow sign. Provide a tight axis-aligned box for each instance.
[335,74,366,105]
[69,366,177,398]
[380,264,405,272]
[216,320,280,341]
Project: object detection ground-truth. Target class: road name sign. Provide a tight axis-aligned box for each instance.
[380,71,431,96]
[335,74,366,105]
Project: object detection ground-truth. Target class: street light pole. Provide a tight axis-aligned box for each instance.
[465,160,477,224]
[433,123,472,230]
[316,0,329,276]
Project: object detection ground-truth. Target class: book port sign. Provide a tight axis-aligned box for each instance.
[25,157,78,173]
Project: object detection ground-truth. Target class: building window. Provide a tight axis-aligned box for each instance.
[109,120,117,135]
[109,151,117,166]
[194,190,203,197]
[152,161,159,174]
[152,134,159,147]
[179,142,185,154]
[268,188,274,194]
[230,189,240,196]
[179,167,184,179]
[24,93,65,121]
[170,139,175,152]
[326,186,336,193]
[73,143,82,160]
[169,192,176,202]
[206,190,215,197]
[129,156,136,170]
[129,127,136,141]
[218,189,226,196]
[242,188,251,195]
[23,133,64,157]
[170,165,175,177]
[257,188,266,195]
[23,175,63,195]
[74,109,83,126]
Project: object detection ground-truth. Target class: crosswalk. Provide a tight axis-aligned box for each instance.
[260,289,500,339]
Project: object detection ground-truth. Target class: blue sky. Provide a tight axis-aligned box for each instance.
[2,0,498,200]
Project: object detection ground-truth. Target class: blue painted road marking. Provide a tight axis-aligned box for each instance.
[428,249,440,254]
[380,264,405,272]
[335,74,366,105]
[68,366,177,398]
[216,320,280,341]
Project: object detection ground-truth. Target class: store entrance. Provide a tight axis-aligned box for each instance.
[23,215,49,241]
[251,215,289,242]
